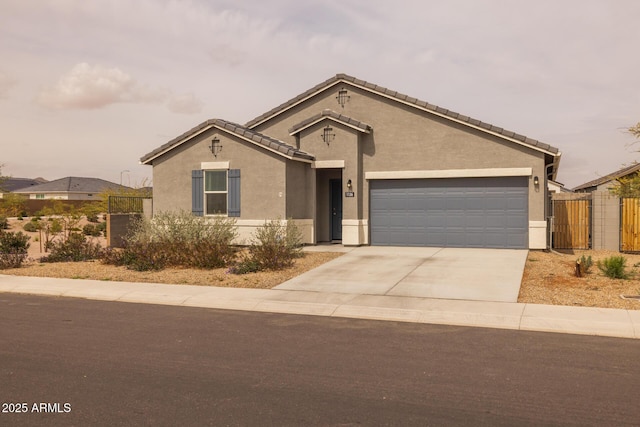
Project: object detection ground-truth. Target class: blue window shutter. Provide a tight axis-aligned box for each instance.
[228,169,241,217]
[192,170,204,216]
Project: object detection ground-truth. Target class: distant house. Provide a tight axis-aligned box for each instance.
[548,180,571,194]
[0,177,48,198]
[573,163,640,193]
[12,177,129,200]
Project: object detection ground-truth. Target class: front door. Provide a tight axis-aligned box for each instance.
[330,179,343,241]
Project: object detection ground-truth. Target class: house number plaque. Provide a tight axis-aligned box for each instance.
[345,192,355,197]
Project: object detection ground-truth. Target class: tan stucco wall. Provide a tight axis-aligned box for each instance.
[285,161,313,219]
[151,127,288,219]
[253,83,548,223]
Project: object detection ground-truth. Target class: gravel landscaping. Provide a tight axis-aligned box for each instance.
[2,218,640,309]
[519,250,640,310]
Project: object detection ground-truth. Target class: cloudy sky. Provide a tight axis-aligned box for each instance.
[1,0,638,189]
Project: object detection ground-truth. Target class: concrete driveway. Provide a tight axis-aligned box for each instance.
[275,246,528,303]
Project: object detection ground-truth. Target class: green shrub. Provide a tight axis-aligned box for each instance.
[233,219,303,273]
[82,223,102,237]
[22,221,39,232]
[0,230,30,269]
[228,254,261,275]
[0,215,7,230]
[40,232,103,263]
[597,255,629,279]
[87,214,99,223]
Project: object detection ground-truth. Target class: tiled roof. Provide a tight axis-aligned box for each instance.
[573,163,640,191]
[246,73,560,156]
[1,177,47,192]
[288,109,372,135]
[13,177,127,194]
[140,119,314,164]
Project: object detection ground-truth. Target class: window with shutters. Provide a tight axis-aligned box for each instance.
[204,170,227,215]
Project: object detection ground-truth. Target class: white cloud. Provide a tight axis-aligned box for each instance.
[35,62,203,114]
[36,63,138,109]
[0,71,17,99]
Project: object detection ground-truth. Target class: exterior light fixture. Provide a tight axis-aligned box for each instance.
[322,125,335,145]
[534,176,539,185]
[209,137,223,157]
[347,179,352,190]
[336,88,350,108]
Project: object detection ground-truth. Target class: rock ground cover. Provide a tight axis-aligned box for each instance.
[3,218,640,309]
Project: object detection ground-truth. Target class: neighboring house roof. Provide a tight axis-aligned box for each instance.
[246,73,560,158]
[1,177,48,192]
[572,163,640,191]
[13,177,128,194]
[288,109,372,135]
[140,118,314,165]
[548,179,572,193]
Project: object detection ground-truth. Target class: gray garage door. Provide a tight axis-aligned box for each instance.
[370,177,528,248]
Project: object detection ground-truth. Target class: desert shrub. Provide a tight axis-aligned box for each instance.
[0,215,7,230]
[103,211,237,271]
[97,222,107,237]
[102,241,168,271]
[577,254,593,275]
[184,239,238,269]
[40,232,103,263]
[597,255,629,279]
[86,214,100,223]
[82,223,102,237]
[0,230,30,269]
[228,253,261,275]
[23,221,39,232]
[231,219,303,273]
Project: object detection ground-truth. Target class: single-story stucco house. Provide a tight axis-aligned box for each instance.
[13,177,129,200]
[573,162,640,193]
[140,73,561,249]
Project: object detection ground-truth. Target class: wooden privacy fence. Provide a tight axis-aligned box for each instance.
[552,199,591,249]
[621,198,640,252]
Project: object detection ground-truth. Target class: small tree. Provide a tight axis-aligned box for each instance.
[0,230,30,269]
[609,171,640,198]
[0,193,27,217]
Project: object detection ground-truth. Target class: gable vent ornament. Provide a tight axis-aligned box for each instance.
[322,125,335,145]
[336,88,350,108]
[209,136,223,157]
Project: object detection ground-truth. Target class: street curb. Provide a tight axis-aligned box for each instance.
[1,274,638,340]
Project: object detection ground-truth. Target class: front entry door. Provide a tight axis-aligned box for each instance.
[330,179,343,241]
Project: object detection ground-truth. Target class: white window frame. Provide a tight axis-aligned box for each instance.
[204,169,228,216]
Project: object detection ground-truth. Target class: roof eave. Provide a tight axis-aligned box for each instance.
[249,74,559,158]
[289,116,372,136]
[141,122,314,165]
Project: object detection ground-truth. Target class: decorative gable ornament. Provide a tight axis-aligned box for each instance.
[336,88,350,108]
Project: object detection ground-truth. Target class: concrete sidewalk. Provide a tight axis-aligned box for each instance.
[1,274,639,339]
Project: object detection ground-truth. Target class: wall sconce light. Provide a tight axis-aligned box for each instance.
[347,179,352,190]
[336,88,350,108]
[322,125,335,145]
[209,137,223,158]
[533,176,539,186]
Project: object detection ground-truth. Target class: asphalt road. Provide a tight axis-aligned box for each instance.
[1,293,639,426]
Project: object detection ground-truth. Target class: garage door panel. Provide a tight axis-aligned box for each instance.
[370,177,528,249]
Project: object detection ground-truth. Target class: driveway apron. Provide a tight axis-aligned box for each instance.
[275,246,528,303]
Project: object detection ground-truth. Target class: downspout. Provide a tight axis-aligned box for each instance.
[544,162,556,251]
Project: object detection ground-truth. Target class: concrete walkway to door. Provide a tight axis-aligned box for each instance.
[275,246,528,303]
